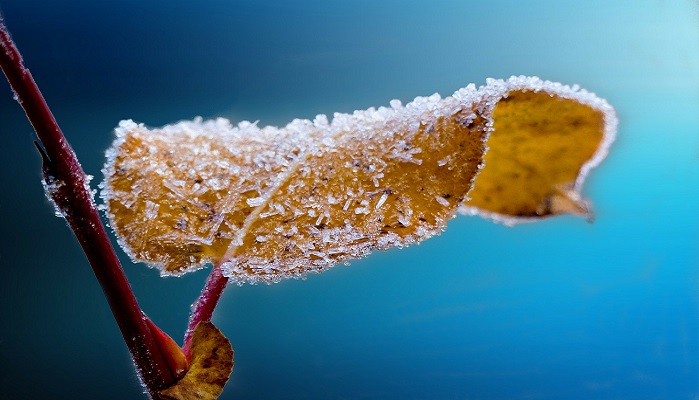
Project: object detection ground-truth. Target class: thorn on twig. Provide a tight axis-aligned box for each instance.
[33,140,56,182]
[33,140,50,163]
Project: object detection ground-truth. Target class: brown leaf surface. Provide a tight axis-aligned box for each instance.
[101,76,616,283]
[159,322,233,400]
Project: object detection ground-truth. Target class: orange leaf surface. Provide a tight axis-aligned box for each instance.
[101,76,616,283]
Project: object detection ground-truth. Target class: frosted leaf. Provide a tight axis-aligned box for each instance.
[101,76,616,283]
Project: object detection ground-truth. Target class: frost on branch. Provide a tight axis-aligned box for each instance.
[101,76,616,284]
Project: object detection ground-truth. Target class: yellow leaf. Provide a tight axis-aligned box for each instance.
[159,322,234,400]
[101,76,616,283]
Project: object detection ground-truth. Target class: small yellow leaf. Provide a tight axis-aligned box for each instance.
[159,322,234,400]
[101,76,616,283]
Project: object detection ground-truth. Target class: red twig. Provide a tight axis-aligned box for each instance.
[0,16,177,397]
[183,264,229,358]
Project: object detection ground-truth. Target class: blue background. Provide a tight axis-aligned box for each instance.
[1,1,697,399]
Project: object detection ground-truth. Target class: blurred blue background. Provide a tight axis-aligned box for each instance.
[1,1,697,399]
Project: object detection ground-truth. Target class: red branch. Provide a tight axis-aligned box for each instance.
[0,16,177,397]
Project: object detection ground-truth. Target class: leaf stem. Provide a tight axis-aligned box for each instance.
[0,15,177,397]
[183,264,229,358]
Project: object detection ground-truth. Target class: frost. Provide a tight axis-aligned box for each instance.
[354,207,369,215]
[397,211,412,227]
[435,196,450,207]
[42,177,66,218]
[246,197,265,207]
[144,200,160,219]
[375,192,388,210]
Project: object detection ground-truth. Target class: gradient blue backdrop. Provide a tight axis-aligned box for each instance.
[1,1,697,399]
